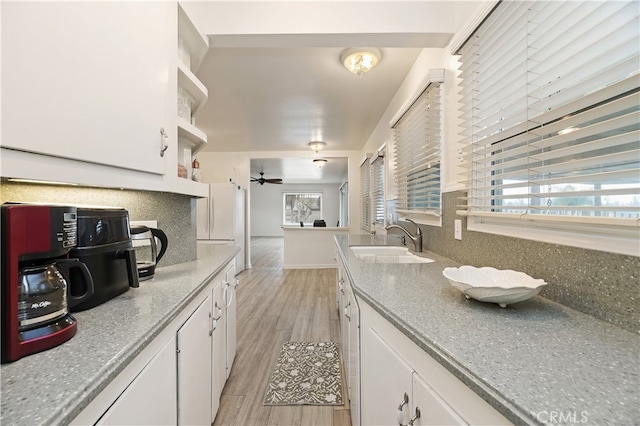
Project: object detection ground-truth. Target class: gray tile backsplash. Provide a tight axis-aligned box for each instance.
[394,191,639,334]
[0,182,196,266]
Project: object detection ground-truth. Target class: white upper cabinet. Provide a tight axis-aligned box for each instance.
[1,1,209,197]
[2,1,171,175]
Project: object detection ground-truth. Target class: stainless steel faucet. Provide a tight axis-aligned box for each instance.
[385,218,423,252]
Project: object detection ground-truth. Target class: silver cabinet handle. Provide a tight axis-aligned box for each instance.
[213,301,222,321]
[408,407,421,426]
[160,127,169,157]
[397,392,409,425]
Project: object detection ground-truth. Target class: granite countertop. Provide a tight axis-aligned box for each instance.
[0,243,238,426]
[336,234,639,425]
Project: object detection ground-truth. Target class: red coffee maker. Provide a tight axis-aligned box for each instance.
[1,203,93,363]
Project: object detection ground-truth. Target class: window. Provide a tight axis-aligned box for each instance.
[283,193,322,225]
[391,69,444,224]
[360,149,386,232]
[457,0,640,256]
[360,156,371,232]
[370,150,385,227]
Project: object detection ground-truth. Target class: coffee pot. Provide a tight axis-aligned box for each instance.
[2,203,94,362]
[18,260,94,332]
[130,226,168,280]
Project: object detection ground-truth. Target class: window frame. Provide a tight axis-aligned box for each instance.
[360,155,372,232]
[370,147,386,228]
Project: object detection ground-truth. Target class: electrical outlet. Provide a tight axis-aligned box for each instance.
[454,219,462,240]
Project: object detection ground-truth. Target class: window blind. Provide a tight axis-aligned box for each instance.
[458,0,640,227]
[392,80,442,217]
[360,156,372,232]
[370,152,385,226]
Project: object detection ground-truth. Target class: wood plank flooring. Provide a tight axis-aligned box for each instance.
[213,237,352,426]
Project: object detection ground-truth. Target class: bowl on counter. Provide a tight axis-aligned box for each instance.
[442,266,547,308]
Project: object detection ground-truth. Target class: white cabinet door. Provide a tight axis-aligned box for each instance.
[412,373,466,426]
[211,281,226,420]
[340,279,350,398]
[97,336,177,426]
[2,1,169,175]
[360,301,511,426]
[224,262,237,379]
[361,327,413,426]
[177,296,212,426]
[347,285,361,426]
[336,262,343,313]
[338,260,361,425]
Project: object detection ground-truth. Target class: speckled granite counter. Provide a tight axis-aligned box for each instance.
[0,243,238,426]
[336,234,639,425]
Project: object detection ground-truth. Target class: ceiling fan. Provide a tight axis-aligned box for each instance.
[250,172,283,185]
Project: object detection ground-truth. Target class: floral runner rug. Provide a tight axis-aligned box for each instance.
[263,341,344,406]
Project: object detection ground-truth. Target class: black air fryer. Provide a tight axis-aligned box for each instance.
[69,207,139,311]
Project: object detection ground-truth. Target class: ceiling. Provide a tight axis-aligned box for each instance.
[250,157,349,185]
[193,33,452,183]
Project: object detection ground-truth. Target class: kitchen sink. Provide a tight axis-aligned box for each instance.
[349,246,434,263]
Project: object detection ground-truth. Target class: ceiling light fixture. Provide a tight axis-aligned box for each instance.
[308,141,326,154]
[340,48,381,77]
[313,158,328,168]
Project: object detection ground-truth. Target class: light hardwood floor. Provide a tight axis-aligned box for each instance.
[213,237,352,426]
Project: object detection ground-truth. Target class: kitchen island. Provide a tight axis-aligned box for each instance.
[335,234,639,425]
[282,225,349,269]
[0,243,238,426]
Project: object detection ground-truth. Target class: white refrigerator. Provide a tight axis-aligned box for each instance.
[197,183,246,273]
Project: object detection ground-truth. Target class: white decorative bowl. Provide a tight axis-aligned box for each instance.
[442,266,547,308]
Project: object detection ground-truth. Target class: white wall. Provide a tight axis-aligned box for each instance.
[251,182,341,236]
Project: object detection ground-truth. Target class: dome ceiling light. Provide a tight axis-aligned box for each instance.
[308,141,326,154]
[340,48,381,77]
[313,158,328,168]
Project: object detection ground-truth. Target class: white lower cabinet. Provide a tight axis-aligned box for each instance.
[412,372,466,426]
[72,260,237,425]
[211,281,226,420]
[360,301,511,426]
[337,258,361,426]
[223,262,237,379]
[177,295,213,425]
[96,336,177,425]
[346,284,361,426]
[361,326,414,426]
[362,326,464,426]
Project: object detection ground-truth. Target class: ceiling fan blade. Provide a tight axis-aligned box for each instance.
[251,172,281,185]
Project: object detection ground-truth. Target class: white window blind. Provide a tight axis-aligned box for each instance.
[392,80,442,219]
[370,152,385,227]
[360,156,371,232]
[458,1,640,231]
